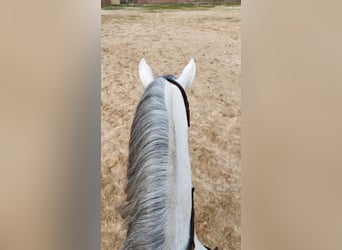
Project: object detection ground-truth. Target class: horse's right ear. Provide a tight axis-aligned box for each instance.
[176,58,196,90]
[139,58,154,88]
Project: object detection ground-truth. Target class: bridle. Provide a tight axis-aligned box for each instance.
[162,75,190,127]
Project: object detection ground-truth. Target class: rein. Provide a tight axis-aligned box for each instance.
[188,188,212,250]
[162,75,190,127]
[189,188,195,250]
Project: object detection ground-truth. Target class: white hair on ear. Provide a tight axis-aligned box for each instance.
[177,59,196,90]
[139,58,154,88]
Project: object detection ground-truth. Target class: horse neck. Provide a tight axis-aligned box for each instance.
[164,82,209,250]
[163,82,192,248]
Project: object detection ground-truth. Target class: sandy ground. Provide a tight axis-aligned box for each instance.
[101,6,241,250]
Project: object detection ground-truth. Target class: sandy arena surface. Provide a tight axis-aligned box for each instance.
[101,6,241,250]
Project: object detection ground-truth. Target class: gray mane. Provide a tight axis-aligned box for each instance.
[121,78,169,250]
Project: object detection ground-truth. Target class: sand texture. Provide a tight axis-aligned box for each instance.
[101,6,241,250]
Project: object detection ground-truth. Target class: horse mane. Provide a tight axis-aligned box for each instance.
[120,78,169,250]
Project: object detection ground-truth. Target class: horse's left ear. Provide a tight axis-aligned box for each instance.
[139,58,154,88]
[177,59,196,90]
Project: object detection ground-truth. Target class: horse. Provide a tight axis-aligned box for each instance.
[120,58,213,250]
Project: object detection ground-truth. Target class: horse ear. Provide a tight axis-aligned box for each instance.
[139,58,154,88]
[177,59,196,90]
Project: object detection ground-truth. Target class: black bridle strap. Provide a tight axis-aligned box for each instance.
[162,75,190,127]
[188,187,195,250]
[187,187,214,250]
